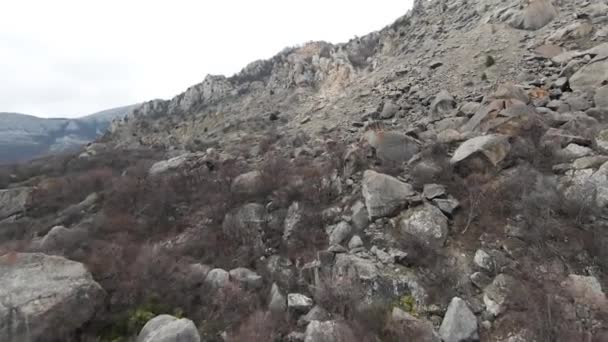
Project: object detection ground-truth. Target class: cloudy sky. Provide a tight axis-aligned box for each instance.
[2,0,413,118]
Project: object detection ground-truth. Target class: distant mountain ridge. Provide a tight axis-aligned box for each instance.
[0,105,136,163]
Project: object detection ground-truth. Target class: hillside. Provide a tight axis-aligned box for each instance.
[1,0,607,341]
[0,105,136,163]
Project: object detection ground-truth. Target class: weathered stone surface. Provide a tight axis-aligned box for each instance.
[348,235,364,250]
[474,249,494,272]
[362,170,415,219]
[288,293,314,313]
[596,129,608,152]
[570,57,608,92]
[423,184,447,200]
[350,200,369,231]
[231,170,264,195]
[137,314,200,342]
[431,90,456,117]
[391,307,440,342]
[432,197,460,215]
[396,204,449,247]
[299,306,331,327]
[222,203,266,249]
[205,268,230,288]
[561,274,607,309]
[439,297,478,342]
[284,202,303,242]
[326,221,352,246]
[0,253,105,341]
[0,187,30,220]
[304,320,356,342]
[450,134,511,169]
[269,283,287,314]
[38,225,88,252]
[595,86,608,109]
[483,274,525,317]
[495,0,557,30]
[334,253,379,280]
[229,267,263,289]
[362,128,420,163]
[149,152,202,175]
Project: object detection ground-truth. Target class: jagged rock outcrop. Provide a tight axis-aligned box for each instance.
[0,253,105,341]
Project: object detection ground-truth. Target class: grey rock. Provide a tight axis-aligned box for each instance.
[450,134,511,169]
[470,272,492,290]
[284,202,303,242]
[0,187,30,220]
[362,128,420,164]
[266,255,294,288]
[39,225,87,252]
[496,0,558,30]
[186,263,211,288]
[595,86,608,109]
[223,203,266,250]
[231,170,264,195]
[350,200,369,231]
[269,283,287,314]
[391,307,440,342]
[562,143,593,159]
[483,274,524,317]
[432,197,460,215]
[288,293,314,314]
[348,235,364,249]
[438,297,478,342]
[380,101,399,119]
[304,320,356,342]
[334,253,379,280]
[396,204,449,247]
[326,221,352,246]
[570,57,608,92]
[572,156,608,170]
[205,268,230,288]
[423,184,447,200]
[298,306,331,327]
[596,129,608,152]
[229,267,263,289]
[149,152,202,175]
[431,90,456,117]
[362,170,415,219]
[0,253,105,341]
[137,314,200,342]
[371,245,394,264]
[473,249,494,273]
[459,102,481,117]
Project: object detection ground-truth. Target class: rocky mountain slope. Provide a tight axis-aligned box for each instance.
[0,105,135,163]
[1,0,608,341]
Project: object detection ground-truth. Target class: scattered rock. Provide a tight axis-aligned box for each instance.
[432,197,460,215]
[288,293,314,314]
[0,187,30,220]
[438,297,479,342]
[431,90,456,117]
[391,307,440,342]
[231,170,265,195]
[136,314,200,342]
[205,268,230,288]
[362,170,415,219]
[473,249,494,273]
[229,267,263,289]
[269,283,287,314]
[350,200,369,231]
[304,320,355,342]
[0,253,105,341]
[450,134,511,171]
[423,184,447,200]
[348,235,364,249]
[326,221,352,246]
[298,306,331,327]
[396,204,449,247]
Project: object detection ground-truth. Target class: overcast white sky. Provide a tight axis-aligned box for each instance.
[1,0,413,118]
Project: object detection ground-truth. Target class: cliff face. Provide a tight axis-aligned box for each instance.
[0,105,135,163]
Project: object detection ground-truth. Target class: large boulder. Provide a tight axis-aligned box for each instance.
[137,314,200,342]
[395,204,449,247]
[495,0,558,31]
[431,90,456,117]
[570,56,608,93]
[450,134,511,171]
[229,267,263,289]
[148,152,203,175]
[390,307,440,342]
[438,297,478,342]
[222,203,266,249]
[0,253,105,341]
[362,170,415,219]
[231,171,265,196]
[361,127,420,164]
[304,320,356,342]
[0,187,30,220]
[268,283,287,314]
[204,268,230,289]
